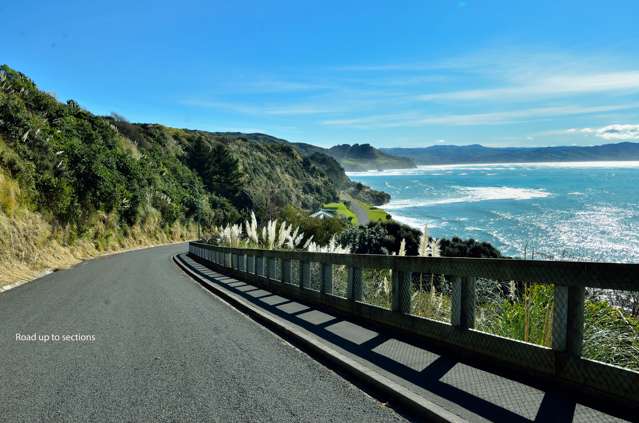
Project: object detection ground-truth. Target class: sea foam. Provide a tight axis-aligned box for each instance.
[346,161,639,177]
[383,186,551,210]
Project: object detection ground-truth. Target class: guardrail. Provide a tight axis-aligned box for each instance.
[188,242,639,406]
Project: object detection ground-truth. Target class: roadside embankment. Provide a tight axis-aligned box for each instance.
[0,207,196,290]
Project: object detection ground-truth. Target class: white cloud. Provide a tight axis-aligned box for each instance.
[322,103,639,128]
[568,124,639,140]
[418,71,639,102]
[181,99,344,116]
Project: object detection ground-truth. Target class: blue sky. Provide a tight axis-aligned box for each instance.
[3,0,639,148]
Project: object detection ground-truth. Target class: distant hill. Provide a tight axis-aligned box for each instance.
[381,142,639,165]
[295,142,415,171]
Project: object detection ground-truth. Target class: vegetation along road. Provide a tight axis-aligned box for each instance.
[0,244,404,423]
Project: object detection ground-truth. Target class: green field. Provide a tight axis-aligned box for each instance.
[322,202,358,224]
[355,200,391,222]
[323,199,391,225]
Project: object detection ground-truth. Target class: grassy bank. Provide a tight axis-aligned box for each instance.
[0,171,195,287]
[0,207,195,288]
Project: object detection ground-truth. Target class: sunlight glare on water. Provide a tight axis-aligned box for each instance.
[348,162,639,263]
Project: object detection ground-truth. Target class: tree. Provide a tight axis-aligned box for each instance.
[186,138,250,213]
[208,143,246,200]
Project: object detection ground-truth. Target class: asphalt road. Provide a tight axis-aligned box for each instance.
[0,244,404,422]
[340,193,369,225]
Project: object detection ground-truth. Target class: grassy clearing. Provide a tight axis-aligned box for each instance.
[322,199,391,225]
[352,198,391,222]
[322,202,358,224]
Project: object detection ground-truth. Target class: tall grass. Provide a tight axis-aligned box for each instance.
[0,171,19,216]
[209,211,349,253]
[0,171,197,287]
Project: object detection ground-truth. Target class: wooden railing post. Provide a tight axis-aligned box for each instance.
[347,266,362,301]
[392,270,412,314]
[320,263,333,294]
[451,276,476,329]
[552,285,585,355]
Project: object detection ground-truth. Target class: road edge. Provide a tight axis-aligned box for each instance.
[173,253,464,423]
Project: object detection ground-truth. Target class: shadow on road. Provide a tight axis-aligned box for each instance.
[180,254,627,423]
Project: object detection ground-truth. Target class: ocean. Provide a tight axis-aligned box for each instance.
[347,161,639,263]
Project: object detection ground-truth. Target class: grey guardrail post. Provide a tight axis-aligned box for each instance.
[240,253,246,272]
[347,266,363,301]
[245,253,253,273]
[256,254,264,276]
[320,263,333,294]
[265,256,271,280]
[282,258,292,284]
[299,259,311,288]
[268,256,277,281]
[451,276,476,329]
[552,285,585,355]
[392,270,412,314]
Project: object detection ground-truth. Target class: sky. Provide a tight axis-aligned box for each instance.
[2,0,639,148]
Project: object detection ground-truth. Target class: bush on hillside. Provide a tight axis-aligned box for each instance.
[338,220,503,258]
[279,205,347,245]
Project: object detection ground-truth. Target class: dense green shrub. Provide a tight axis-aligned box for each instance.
[338,220,503,258]
[279,205,347,245]
[439,237,502,258]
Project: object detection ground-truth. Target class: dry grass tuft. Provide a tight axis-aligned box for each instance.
[0,204,196,288]
[0,172,20,217]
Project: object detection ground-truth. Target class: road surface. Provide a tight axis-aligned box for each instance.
[340,193,370,225]
[0,244,404,422]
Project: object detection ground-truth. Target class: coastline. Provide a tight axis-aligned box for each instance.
[347,160,639,263]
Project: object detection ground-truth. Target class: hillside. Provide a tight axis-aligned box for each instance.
[0,65,387,283]
[382,142,639,165]
[295,142,415,172]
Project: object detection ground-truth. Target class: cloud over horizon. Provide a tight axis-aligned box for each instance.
[568,124,639,141]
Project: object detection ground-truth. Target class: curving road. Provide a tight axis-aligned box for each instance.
[0,244,404,422]
[340,192,369,225]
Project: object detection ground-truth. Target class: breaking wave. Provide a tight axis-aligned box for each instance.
[383,186,551,210]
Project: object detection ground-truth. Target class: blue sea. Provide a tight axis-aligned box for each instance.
[348,161,639,263]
